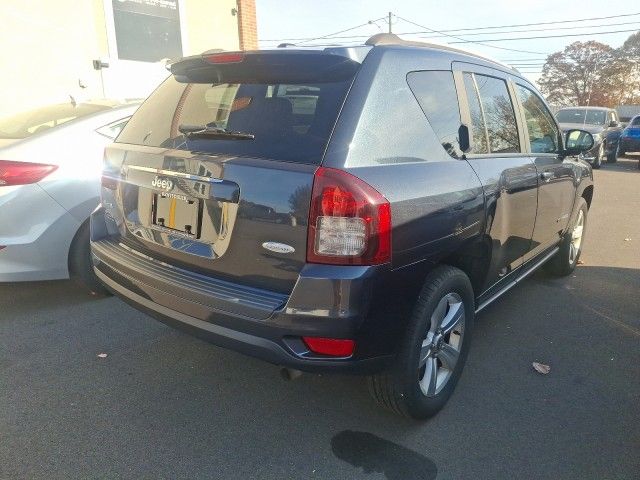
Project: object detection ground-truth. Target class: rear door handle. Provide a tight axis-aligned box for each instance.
[540,171,554,182]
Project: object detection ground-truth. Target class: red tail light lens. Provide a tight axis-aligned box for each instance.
[203,52,245,64]
[307,167,391,265]
[0,160,57,186]
[302,337,355,357]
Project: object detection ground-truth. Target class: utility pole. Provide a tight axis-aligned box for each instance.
[388,12,392,33]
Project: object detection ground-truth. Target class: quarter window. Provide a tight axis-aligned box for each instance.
[407,71,463,158]
[516,85,560,154]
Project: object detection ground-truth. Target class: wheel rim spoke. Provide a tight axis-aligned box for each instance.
[419,340,431,367]
[440,301,464,335]
[437,342,460,370]
[419,356,439,396]
[572,225,583,240]
[430,297,448,331]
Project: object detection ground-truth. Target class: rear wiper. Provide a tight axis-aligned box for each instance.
[178,124,254,140]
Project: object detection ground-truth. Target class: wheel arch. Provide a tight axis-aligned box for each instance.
[67,218,90,276]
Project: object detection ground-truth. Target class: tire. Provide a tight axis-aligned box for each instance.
[592,143,603,169]
[368,265,474,419]
[68,221,111,297]
[545,197,588,277]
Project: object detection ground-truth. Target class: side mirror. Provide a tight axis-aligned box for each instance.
[609,120,619,128]
[563,129,594,156]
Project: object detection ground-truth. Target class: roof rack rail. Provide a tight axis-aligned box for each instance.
[364,33,517,72]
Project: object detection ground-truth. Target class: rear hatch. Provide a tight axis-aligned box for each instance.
[102,50,363,294]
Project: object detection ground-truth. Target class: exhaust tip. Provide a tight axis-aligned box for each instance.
[280,367,303,381]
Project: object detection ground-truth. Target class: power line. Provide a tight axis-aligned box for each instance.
[447,27,640,44]
[260,11,640,43]
[393,15,548,55]
[264,19,640,44]
[295,18,386,46]
[418,20,640,39]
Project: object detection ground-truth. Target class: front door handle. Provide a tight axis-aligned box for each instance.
[540,171,554,182]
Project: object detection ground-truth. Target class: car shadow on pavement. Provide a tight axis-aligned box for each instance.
[0,280,97,314]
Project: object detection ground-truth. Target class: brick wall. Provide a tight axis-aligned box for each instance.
[237,0,258,50]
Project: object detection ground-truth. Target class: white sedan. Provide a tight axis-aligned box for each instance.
[0,100,140,292]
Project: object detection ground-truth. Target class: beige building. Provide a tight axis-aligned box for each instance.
[0,0,258,116]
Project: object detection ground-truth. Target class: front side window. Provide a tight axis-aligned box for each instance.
[516,85,560,154]
[407,71,463,158]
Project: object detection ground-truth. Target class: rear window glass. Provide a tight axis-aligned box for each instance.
[407,71,462,158]
[632,117,640,126]
[118,75,353,164]
[556,109,607,126]
[0,104,110,139]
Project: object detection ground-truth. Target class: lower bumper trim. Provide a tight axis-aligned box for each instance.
[95,267,391,374]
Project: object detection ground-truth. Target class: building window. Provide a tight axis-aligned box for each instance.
[112,0,183,62]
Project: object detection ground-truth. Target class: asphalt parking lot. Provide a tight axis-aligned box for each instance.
[1,157,639,480]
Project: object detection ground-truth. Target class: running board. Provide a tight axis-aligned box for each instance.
[475,247,559,314]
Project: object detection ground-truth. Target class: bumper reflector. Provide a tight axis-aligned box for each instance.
[302,337,355,357]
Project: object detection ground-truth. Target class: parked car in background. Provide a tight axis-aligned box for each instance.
[617,115,640,169]
[556,106,622,168]
[90,34,595,419]
[0,99,140,292]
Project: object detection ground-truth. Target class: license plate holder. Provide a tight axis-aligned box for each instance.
[152,193,201,238]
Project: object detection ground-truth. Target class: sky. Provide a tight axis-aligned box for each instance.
[256,0,640,84]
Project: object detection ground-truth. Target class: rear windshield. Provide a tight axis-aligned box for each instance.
[0,103,111,139]
[117,74,354,164]
[556,109,606,126]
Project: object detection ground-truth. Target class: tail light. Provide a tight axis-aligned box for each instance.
[302,337,355,357]
[0,160,57,186]
[307,167,391,265]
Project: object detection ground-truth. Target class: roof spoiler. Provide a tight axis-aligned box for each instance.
[169,50,362,84]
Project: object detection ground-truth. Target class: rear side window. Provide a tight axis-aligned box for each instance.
[118,76,353,164]
[463,73,520,154]
[463,73,489,154]
[407,71,462,158]
[516,85,560,154]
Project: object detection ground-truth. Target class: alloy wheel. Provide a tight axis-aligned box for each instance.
[569,209,584,265]
[418,293,465,397]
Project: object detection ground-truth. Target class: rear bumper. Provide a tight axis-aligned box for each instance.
[90,207,394,374]
[0,184,80,282]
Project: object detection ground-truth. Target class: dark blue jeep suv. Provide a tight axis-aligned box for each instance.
[90,34,595,419]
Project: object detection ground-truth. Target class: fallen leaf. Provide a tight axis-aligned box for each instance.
[577,259,584,265]
[97,353,108,358]
[624,238,631,242]
[532,362,550,375]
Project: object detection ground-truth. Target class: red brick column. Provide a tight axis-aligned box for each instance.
[237,0,258,50]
